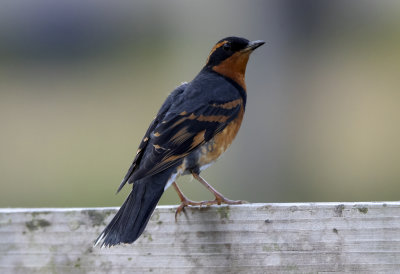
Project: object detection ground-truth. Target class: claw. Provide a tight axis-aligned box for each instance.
[172,179,246,221]
[174,197,246,221]
[174,199,214,221]
[175,203,185,221]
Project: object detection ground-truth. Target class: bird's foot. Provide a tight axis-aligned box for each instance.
[175,195,247,221]
[213,193,247,206]
[175,198,212,221]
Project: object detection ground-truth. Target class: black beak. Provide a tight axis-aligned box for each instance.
[246,40,265,51]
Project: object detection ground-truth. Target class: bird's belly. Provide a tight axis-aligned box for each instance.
[198,106,244,167]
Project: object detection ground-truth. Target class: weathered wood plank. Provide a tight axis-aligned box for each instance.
[1,202,400,273]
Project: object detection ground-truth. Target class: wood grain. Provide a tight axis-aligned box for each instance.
[1,202,400,273]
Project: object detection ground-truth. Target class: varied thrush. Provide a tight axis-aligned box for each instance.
[95,37,264,247]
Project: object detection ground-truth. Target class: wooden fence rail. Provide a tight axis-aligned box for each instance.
[1,202,400,273]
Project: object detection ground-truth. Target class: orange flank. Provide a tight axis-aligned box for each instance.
[198,104,244,166]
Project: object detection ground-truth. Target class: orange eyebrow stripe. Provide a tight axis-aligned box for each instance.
[206,40,227,64]
[212,99,242,109]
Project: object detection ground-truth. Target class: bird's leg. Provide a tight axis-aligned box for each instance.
[172,182,213,221]
[191,172,245,205]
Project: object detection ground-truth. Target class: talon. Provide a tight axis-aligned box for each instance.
[175,203,186,221]
[214,193,244,206]
[172,180,245,222]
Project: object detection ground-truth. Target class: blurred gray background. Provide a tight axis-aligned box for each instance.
[1,0,399,207]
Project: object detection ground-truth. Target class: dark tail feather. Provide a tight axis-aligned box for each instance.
[94,177,166,247]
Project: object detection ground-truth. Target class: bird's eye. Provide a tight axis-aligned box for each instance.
[222,43,231,51]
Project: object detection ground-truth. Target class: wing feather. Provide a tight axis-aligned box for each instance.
[131,99,242,181]
[119,72,246,187]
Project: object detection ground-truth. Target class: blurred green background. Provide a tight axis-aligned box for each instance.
[1,1,399,207]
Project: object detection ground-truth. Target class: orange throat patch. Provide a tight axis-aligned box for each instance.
[212,52,250,90]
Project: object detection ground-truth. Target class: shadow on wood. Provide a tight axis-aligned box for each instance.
[1,202,400,273]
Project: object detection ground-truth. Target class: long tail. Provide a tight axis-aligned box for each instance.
[94,176,167,247]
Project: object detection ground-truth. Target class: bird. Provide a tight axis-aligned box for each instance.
[94,36,264,247]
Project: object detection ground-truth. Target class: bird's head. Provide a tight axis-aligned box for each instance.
[205,37,265,89]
